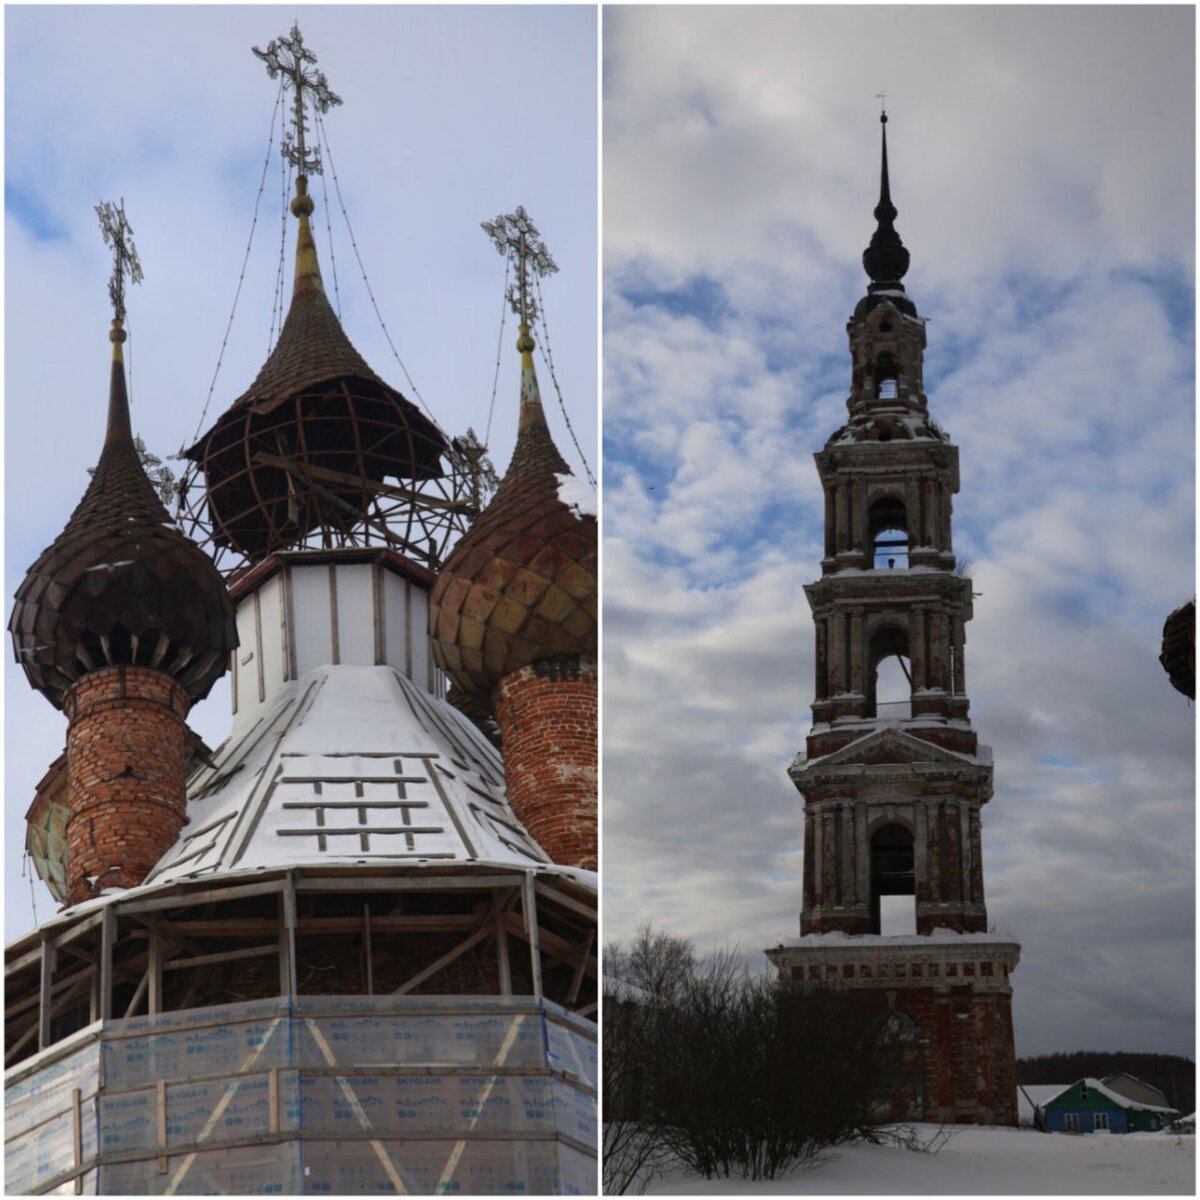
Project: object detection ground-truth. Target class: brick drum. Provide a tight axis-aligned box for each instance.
[494,656,597,871]
[63,665,190,906]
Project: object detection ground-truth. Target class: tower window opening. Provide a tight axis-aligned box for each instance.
[878,378,898,400]
[870,822,915,935]
[868,496,908,568]
[867,625,911,718]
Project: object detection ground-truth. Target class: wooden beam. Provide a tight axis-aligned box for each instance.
[492,893,511,997]
[392,924,492,996]
[252,450,474,514]
[295,874,525,893]
[157,913,480,936]
[566,929,595,1006]
[281,872,297,995]
[149,926,163,1016]
[363,905,374,996]
[6,944,44,978]
[39,937,56,1052]
[72,1087,83,1194]
[98,907,115,1022]
[156,1079,168,1174]
[5,1021,39,1066]
[120,878,286,915]
[163,944,279,972]
[503,912,598,977]
[522,875,542,1000]
[123,968,150,1019]
[534,881,597,923]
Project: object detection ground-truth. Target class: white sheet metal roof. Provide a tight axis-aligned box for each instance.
[145,664,592,888]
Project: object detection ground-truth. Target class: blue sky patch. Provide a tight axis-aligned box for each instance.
[6,182,67,243]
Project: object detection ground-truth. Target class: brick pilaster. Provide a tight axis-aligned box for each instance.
[493,656,597,871]
[63,665,190,906]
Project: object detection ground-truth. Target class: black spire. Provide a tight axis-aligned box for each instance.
[862,111,910,289]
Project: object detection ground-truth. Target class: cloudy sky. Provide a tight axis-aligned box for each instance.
[603,6,1194,1059]
[4,6,597,939]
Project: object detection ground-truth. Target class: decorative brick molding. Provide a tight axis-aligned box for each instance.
[493,657,597,870]
[64,666,190,906]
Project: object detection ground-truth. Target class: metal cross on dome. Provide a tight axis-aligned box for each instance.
[481,206,558,325]
[253,23,342,177]
[96,198,143,323]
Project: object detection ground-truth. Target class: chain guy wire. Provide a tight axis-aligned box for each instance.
[314,106,445,435]
[485,255,511,449]
[269,93,291,353]
[187,77,286,449]
[534,272,595,489]
[316,119,343,320]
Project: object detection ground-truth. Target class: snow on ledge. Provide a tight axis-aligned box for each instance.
[773,929,1020,950]
[556,470,596,517]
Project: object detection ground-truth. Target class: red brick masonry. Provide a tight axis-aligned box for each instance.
[494,656,597,871]
[63,666,190,906]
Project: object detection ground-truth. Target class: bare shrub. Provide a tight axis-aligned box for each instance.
[603,926,913,1188]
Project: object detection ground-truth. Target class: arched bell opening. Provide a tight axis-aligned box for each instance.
[868,495,908,568]
[874,351,900,400]
[867,624,911,718]
[870,822,915,935]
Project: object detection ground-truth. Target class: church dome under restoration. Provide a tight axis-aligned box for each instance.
[429,328,596,703]
[10,323,236,710]
[183,181,447,563]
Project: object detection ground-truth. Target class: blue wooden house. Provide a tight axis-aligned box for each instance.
[1037,1077,1179,1133]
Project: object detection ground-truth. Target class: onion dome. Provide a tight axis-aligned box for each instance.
[184,177,446,561]
[430,324,596,703]
[9,320,236,710]
[856,111,918,321]
[1160,597,1195,700]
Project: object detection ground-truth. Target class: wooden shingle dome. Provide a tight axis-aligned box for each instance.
[429,326,596,703]
[10,323,236,709]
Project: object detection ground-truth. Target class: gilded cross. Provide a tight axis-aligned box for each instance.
[481,206,558,324]
[95,198,143,323]
[253,23,342,177]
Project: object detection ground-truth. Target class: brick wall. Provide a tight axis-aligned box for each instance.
[494,656,597,871]
[63,665,190,906]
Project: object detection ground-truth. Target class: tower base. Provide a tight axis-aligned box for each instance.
[766,933,1019,1126]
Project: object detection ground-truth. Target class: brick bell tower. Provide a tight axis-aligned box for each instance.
[766,113,1020,1126]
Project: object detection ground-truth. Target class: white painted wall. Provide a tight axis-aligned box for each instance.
[232,560,436,734]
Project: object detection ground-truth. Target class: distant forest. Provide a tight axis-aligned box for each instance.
[1019,1052,1195,1116]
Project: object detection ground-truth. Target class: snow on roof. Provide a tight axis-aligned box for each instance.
[1041,1078,1180,1115]
[143,664,594,889]
[555,470,596,518]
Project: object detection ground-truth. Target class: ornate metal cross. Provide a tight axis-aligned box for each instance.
[481,206,558,325]
[253,23,342,177]
[96,198,143,323]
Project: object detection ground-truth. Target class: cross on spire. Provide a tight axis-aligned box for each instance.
[96,198,143,324]
[481,206,558,325]
[253,23,342,178]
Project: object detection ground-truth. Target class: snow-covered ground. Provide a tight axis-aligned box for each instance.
[644,1124,1194,1195]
